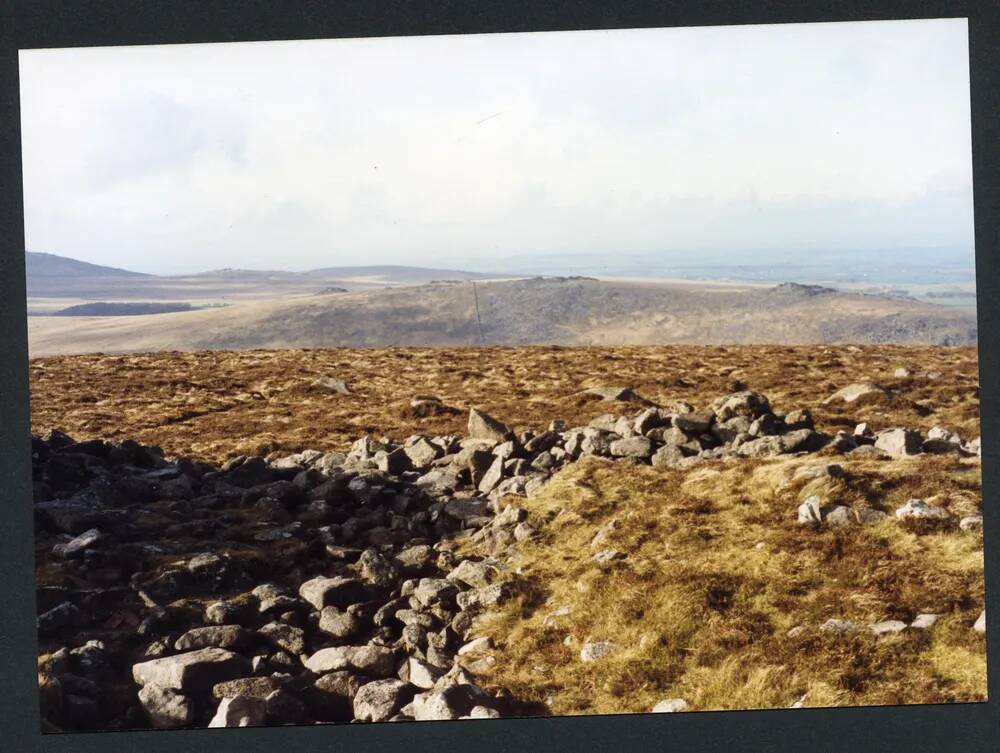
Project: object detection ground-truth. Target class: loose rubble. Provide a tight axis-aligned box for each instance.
[31,386,984,730]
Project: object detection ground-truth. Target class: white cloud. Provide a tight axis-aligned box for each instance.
[19,19,973,274]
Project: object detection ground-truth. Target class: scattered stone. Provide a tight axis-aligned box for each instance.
[257,622,307,656]
[457,637,492,656]
[174,625,251,652]
[585,386,641,402]
[354,679,414,722]
[609,436,654,459]
[403,657,444,689]
[209,695,268,728]
[580,640,620,662]
[205,599,254,625]
[895,499,950,522]
[870,620,908,635]
[651,698,689,713]
[212,676,285,701]
[133,648,251,692]
[823,383,887,404]
[138,683,194,728]
[51,528,101,558]
[311,377,351,394]
[855,507,889,525]
[447,558,504,589]
[819,619,857,635]
[960,516,983,532]
[37,601,80,634]
[797,496,823,526]
[468,409,513,443]
[591,549,627,564]
[712,390,770,421]
[974,610,986,634]
[298,576,367,611]
[303,645,396,677]
[318,607,362,641]
[32,382,966,732]
[456,582,518,612]
[874,429,922,458]
[910,614,940,630]
[467,705,501,719]
[822,506,854,528]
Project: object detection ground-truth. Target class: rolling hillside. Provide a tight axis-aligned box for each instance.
[27,277,977,355]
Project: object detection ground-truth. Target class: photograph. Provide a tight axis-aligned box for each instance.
[19,17,987,733]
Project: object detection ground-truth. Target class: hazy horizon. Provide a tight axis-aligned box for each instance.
[20,19,974,278]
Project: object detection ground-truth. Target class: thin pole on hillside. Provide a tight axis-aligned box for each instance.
[471,280,486,346]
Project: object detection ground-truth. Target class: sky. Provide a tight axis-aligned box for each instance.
[19,18,974,276]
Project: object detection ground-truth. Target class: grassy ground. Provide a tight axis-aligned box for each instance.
[29,344,980,465]
[29,344,984,713]
[464,453,985,713]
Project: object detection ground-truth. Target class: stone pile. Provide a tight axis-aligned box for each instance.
[30,387,981,731]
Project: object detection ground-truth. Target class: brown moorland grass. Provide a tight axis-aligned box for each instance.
[460,454,985,713]
[29,344,979,465]
[27,344,985,715]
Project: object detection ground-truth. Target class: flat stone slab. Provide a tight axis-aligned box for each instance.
[133,648,251,692]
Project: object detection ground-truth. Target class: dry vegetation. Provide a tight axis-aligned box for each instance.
[462,454,985,713]
[30,344,980,466]
[29,344,985,715]
[26,277,976,356]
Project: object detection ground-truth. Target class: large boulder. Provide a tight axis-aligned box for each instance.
[138,683,194,728]
[257,622,307,656]
[673,411,714,433]
[712,391,770,422]
[304,645,396,677]
[212,676,286,701]
[410,683,494,721]
[353,679,415,722]
[467,409,513,443]
[413,578,460,609]
[446,558,505,589]
[298,576,367,610]
[609,436,655,459]
[208,695,268,728]
[403,438,441,469]
[36,496,106,535]
[477,457,506,494]
[318,607,363,641]
[174,625,251,652]
[823,383,887,405]
[133,648,251,692]
[874,429,922,458]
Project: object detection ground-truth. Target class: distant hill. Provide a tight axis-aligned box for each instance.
[25,252,499,299]
[304,265,495,282]
[26,252,150,278]
[27,277,977,356]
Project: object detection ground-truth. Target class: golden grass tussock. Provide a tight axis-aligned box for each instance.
[464,454,985,714]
